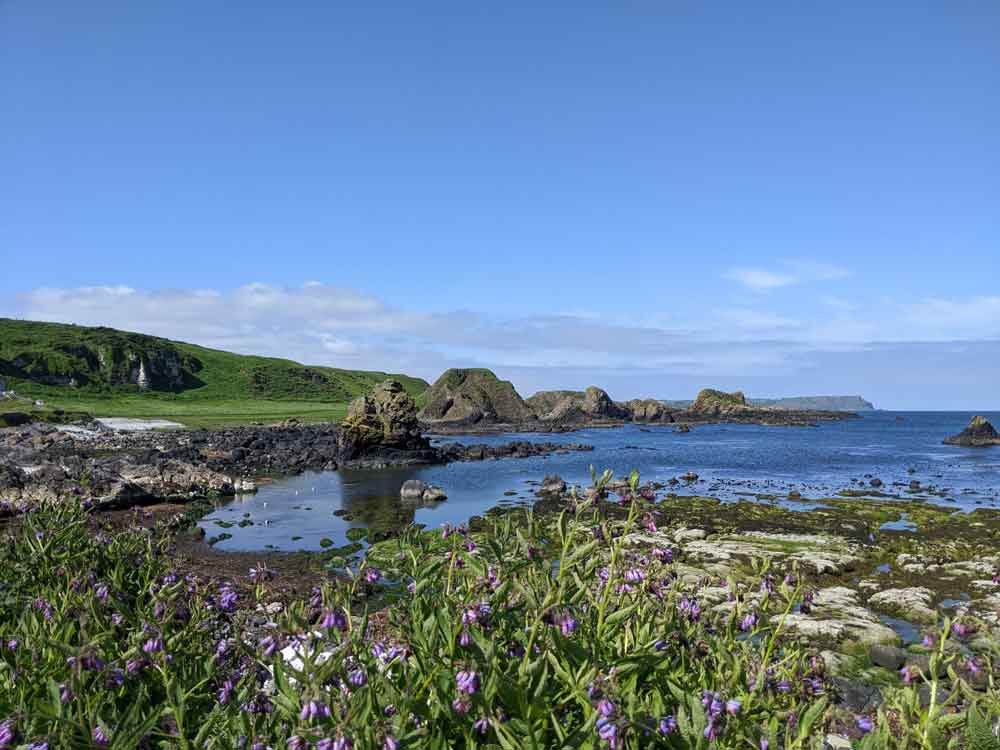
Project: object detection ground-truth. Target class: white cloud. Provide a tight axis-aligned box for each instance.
[724,268,797,290]
[724,261,851,291]
[4,282,999,406]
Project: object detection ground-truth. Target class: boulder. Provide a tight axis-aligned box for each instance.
[944,416,1000,447]
[399,479,427,500]
[338,380,429,459]
[400,480,447,504]
[421,485,447,503]
[539,475,567,494]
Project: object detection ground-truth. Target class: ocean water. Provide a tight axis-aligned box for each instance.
[199,411,1000,551]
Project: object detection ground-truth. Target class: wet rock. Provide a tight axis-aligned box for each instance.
[832,676,883,712]
[868,644,906,670]
[400,480,428,500]
[917,683,949,708]
[422,485,447,503]
[539,475,567,495]
[868,587,936,623]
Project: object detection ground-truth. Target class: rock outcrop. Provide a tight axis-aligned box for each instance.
[944,416,1000,447]
[624,398,674,423]
[687,389,753,417]
[419,369,535,427]
[338,380,430,459]
[527,386,628,424]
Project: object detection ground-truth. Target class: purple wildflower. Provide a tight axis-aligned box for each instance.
[217,680,235,705]
[348,668,367,687]
[740,612,758,632]
[299,700,331,721]
[321,608,348,631]
[456,670,480,695]
[364,567,382,584]
[452,697,471,715]
[857,716,874,734]
[651,547,673,563]
[659,715,678,734]
[259,635,279,657]
[596,717,618,746]
[142,637,164,654]
[92,726,110,748]
[623,568,644,583]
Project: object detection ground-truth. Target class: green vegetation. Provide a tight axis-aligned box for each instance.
[2,472,998,748]
[0,318,428,426]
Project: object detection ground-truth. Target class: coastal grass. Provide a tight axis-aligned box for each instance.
[6,393,352,428]
[0,318,429,427]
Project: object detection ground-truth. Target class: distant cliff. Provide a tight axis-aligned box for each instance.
[749,396,875,412]
[663,395,874,412]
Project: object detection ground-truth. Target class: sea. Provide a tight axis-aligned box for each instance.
[199,411,1000,551]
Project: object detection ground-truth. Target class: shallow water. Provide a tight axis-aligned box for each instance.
[200,411,1000,551]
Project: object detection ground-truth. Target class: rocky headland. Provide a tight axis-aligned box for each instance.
[419,369,856,433]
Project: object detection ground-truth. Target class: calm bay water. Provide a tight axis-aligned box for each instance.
[200,411,1000,551]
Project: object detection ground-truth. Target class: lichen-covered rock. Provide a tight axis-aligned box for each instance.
[682,532,862,575]
[783,587,899,646]
[338,380,428,459]
[944,416,1000,447]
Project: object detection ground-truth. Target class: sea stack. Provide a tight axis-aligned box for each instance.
[943,416,1000,447]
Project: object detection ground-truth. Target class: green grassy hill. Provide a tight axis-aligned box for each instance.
[0,318,428,426]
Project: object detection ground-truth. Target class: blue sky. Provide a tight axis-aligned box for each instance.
[2,1,999,408]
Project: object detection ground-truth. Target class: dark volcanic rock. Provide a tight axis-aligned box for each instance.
[944,416,1000,447]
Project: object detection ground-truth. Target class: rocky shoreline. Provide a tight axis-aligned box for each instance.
[0,420,593,512]
[467,477,1000,716]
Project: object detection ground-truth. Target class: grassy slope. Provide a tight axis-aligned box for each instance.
[0,319,428,426]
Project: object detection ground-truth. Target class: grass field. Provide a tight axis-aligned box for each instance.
[1,318,429,427]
